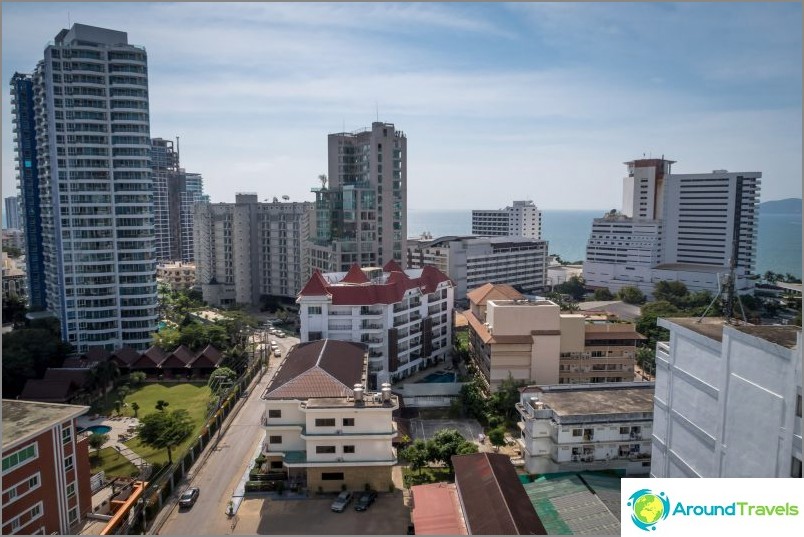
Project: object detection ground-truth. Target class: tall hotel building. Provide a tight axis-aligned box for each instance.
[194,193,313,304]
[310,122,407,272]
[151,137,206,263]
[9,24,158,352]
[584,159,761,297]
[4,195,22,229]
[472,200,542,239]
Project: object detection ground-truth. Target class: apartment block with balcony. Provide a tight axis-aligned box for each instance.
[651,317,802,478]
[464,284,643,390]
[155,261,195,290]
[471,199,542,239]
[260,340,398,492]
[297,261,454,387]
[194,193,313,304]
[516,383,654,476]
[407,235,548,303]
[2,400,92,535]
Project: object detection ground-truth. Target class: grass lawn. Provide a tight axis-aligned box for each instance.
[122,383,212,465]
[402,466,454,488]
[90,446,139,478]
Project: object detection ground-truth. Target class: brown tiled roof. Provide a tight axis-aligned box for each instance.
[131,346,166,369]
[81,347,111,363]
[340,263,370,284]
[452,452,546,535]
[19,379,76,403]
[264,340,366,399]
[298,265,451,306]
[110,347,141,366]
[160,345,194,368]
[466,283,524,306]
[584,331,647,341]
[191,344,224,368]
[43,368,90,389]
[411,483,468,535]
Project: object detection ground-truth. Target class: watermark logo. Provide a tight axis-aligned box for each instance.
[628,489,670,531]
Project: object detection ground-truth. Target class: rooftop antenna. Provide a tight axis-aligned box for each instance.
[376,101,379,122]
[68,10,71,27]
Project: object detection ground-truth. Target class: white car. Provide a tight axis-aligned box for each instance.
[270,340,278,347]
[273,349,281,357]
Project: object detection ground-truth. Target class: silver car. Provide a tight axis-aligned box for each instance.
[330,491,353,512]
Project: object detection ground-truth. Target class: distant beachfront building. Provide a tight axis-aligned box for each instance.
[472,200,542,239]
[517,382,654,476]
[583,158,761,298]
[651,318,802,478]
[4,195,21,229]
[297,261,453,387]
[406,235,548,302]
[310,122,407,272]
[194,193,313,304]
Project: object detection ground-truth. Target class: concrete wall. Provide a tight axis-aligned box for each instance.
[306,465,392,493]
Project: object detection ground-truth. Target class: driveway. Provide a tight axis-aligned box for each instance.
[230,492,410,535]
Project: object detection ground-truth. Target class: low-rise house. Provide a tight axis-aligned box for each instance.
[517,382,654,476]
[261,339,398,492]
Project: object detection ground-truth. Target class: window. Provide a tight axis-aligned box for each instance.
[269,436,282,444]
[797,394,802,418]
[572,429,582,437]
[62,427,72,445]
[2,444,37,474]
[66,482,76,498]
[316,446,336,454]
[68,506,78,525]
[8,487,17,500]
[28,475,39,489]
[268,409,281,418]
[620,427,629,435]
[315,418,336,427]
[64,455,74,472]
[322,472,345,481]
[308,306,322,315]
[270,461,283,470]
[342,418,355,427]
[792,457,802,478]
[343,445,355,454]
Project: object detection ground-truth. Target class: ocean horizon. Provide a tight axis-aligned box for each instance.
[408,208,802,279]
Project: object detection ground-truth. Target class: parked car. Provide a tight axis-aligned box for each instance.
[276,331,286,338]
[270,340,278,347]
[273,349,281,357]
[330,491,353,512]
[179,487,200,508]
[354,491,377,511]
[268,328,277,335]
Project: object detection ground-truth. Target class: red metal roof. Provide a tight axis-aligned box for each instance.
[383,259,403,272]
[298,264,451,306]
[340,263,370,284]
[411,483,468,535]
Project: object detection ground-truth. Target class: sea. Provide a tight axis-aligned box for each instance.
[408,209,802,279]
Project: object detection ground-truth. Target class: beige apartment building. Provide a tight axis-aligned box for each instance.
[464,284,644,390]
[156,261,196,290]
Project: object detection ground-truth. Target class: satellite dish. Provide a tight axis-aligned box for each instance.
[282,195,290,201]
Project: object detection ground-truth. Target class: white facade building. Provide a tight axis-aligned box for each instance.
[261,340,398,492]
[4,195,21,229]
[297,261,453,387]
[472,200,542,239]
[407,235,548,302]
[584,159,761,298]
[194,193,313,304]
[516,383,654,476]
[12,24,158,352]
[651,317,802,478]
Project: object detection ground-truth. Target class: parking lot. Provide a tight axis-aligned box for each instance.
[232,492,410,535]
[408,418,484,443]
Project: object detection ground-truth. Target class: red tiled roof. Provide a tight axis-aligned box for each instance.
[383,259,403,272]
[340,263,370,284]
[110,347,141,366]
[160,345,194,368]
[131,346,165,369]
[466,283,524,306]
[411,483,468,535]
[299,265,451,306]
[298,270,330,297]
[191,344,224,368]
[453,452,547,535]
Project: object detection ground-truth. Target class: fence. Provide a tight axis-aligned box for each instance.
[113,361,264,534]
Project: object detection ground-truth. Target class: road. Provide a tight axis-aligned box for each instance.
[156,334,298,535]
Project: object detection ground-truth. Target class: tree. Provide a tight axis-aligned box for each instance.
[153,327,181,350]
[617,286,646,305]
[3,245,22,258]
[554,275,586,301]
[653,281,689,305]
[118,385,131,402]
[88,433,109,458]
[489,375,526,425]
[155,400,170,412]
[137,409,194,464]
[488,427,506,452]
[90,361,121,406]
[764,271,779,284]
[113,400,123,416]
[208,367,237,395]
[2,328,72,398]
[401,439,430,474]
[593,288,614,301]
[129,371,146,387]
[131,402,140,418]
[636,301,681,350]
[455,443,479,456]
[2,295,27,327]
[428,429,476,471]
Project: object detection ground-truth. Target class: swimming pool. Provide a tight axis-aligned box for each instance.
[418,372,457,383]
[79,425,112,435]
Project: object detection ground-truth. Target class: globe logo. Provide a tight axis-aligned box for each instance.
[627,489,670,531]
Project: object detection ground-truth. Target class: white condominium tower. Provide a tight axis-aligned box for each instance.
[310,122,407,272]
[472,200,542,239]
[584,158,761,297]
[11,24,158,352]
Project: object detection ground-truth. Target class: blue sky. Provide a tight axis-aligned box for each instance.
[2,2,801,210]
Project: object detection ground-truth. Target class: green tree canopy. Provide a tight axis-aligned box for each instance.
[617,286,647,305]
[555,275,587,301]
[593,288,614,301]
[429,429,476,471]
[88,433,108,457]
[488,427,506,452]
[137,409,194,464]
[401,439,430,474]
[2,328,72,398]
[208,367,238,395]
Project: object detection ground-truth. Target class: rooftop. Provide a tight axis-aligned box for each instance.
[411,483,468,535]
[523,384,655,416]
[662,318,801,349]
[2,399,89,450]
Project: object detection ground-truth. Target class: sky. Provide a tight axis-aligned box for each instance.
[2,2,802,211]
